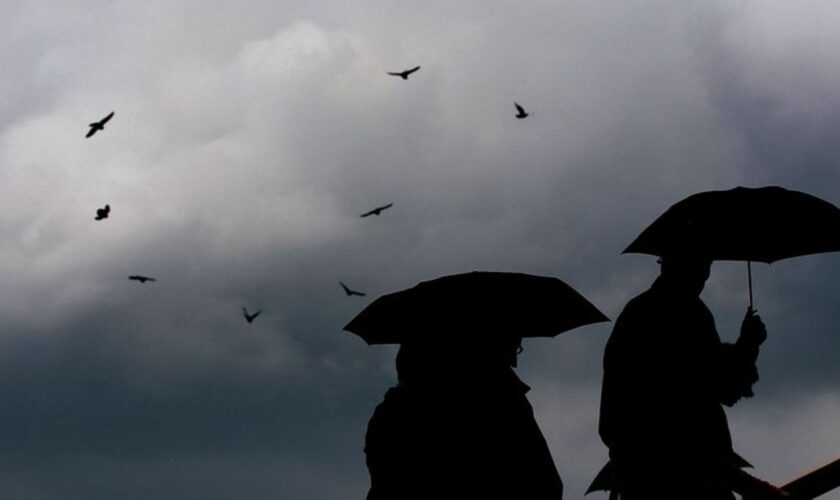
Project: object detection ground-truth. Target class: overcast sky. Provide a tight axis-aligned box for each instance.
[2,1,840,499]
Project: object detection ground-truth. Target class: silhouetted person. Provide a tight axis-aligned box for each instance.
[365,335,564,500]
[360,203,393,217]
[598,252,769,500]
[515,102,530,119]
[242,307,261,323]
[340,281,366,297]
[128,275,156,283]
[387,66,420,80]
[86,111,114,138]
[95,204,110,220]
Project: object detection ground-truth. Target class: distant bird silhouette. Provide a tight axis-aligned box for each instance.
[340,281,366,297]
[388,66,420,80]
[86,111,115,138]
[514,102,529,119]
[94,204,110,221]
[128,275,156,283]
[242,307,262,323]
[360,203,393,217]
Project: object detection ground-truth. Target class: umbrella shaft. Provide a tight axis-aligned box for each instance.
[747,261,753,309]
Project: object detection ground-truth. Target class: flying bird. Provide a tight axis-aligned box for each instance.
[514,102,529,119]
[360,203,393,217]
[128,275,156,283]
[94,204,110,221]
[242,307,262,323]
[86,111,115,138]
[388,66,420,80]
[340,281,366,297]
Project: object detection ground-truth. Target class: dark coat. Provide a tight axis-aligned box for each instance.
[598,277,759,499]
[365,369,564,500]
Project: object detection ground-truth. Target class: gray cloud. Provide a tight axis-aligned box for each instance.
[1,1,839,498]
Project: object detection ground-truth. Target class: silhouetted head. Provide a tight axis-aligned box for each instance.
[658,253,712,296]
[395,334,523,388]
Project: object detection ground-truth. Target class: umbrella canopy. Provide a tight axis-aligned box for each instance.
[624,186,840,263]
[343,271,609,345]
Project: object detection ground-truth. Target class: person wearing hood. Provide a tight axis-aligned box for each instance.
[365,334,564,500]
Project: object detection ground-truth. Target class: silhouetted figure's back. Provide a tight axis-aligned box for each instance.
[365,338,564,500]
[599,254,766,500]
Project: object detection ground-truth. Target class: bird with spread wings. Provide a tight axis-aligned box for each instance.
[360,203,393,218]
[340,281,366,297]
[387,66,420,80]
[95,204,110,221]
[86,111,115,138]
[128,275,156,283]
[242,307,262,323]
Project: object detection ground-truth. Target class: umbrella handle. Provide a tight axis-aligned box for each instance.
[747,261,753,310]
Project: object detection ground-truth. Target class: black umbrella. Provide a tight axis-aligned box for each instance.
[624,186,840,306]
[343,271,609,345]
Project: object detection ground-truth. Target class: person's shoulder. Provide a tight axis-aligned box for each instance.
[617,287,659,319]
[368,386,414,430]
[607,287,665,347]
[371,386,408,413]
